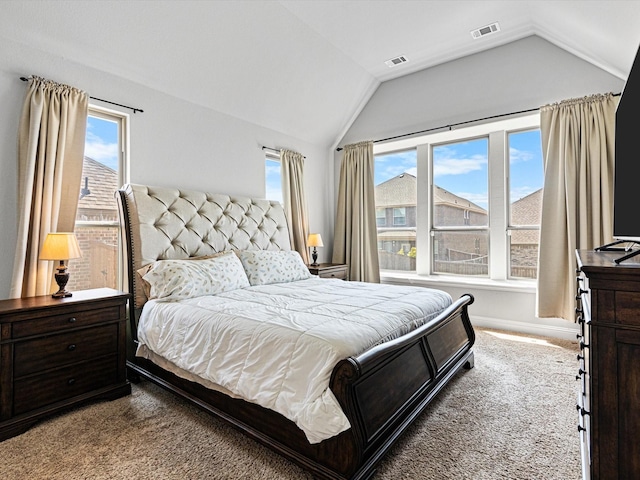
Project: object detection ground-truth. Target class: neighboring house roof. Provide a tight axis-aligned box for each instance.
[375,172,486,215]
[375,173,417,207]
[433,185,486,215]
[77,156,118,213]
[511,188,542,225]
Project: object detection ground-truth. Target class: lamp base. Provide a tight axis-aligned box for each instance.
[52,265,72,299]
[311,247,318,267]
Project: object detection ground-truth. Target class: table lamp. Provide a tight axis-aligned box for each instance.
[307,233,324,267]
[39,232,82,298]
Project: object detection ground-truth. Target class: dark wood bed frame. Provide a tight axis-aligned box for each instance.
[117,185,475,480]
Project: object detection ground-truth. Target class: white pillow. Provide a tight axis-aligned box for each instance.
[237,250,312,286]
[142,251,250,301]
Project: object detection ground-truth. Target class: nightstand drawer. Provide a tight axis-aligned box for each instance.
[11,305,121,339]
[308,263,349,280]
[14,324,119,377]
[13,355,118,415]
[318,269,347,280]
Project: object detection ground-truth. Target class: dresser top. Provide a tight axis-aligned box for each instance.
[577,249,640,276]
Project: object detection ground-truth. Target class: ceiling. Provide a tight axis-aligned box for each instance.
[2,1,640,148]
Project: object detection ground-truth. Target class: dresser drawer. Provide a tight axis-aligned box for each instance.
[13,324,119,377]
[11,305,121,338]
[13,355,118,415]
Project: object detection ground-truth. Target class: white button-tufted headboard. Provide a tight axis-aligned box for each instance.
[117,183,291,310]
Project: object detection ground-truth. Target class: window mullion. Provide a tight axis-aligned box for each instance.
[488,131,507,280]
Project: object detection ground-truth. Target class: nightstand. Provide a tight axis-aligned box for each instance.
[308,263,349,280]
[0,288,131,441]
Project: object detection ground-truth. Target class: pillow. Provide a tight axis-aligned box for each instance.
[141,251,250,301]
[136,251,232,299]
[237,250,312,286]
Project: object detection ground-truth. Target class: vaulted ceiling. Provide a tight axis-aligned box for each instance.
[2,1,640,148]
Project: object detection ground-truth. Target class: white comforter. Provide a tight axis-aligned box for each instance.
[137,277,452,443]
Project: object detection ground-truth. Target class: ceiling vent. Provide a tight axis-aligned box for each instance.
[471,22,500,39]
[385,55,408,68]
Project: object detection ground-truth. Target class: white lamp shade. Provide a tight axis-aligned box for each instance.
[307,233,324,248]
[39,233,82,261]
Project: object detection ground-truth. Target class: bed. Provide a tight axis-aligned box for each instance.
[117,183,475,480]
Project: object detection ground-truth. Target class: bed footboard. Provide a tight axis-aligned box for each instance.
[329,293,475,479]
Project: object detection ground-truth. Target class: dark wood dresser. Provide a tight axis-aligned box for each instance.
[576,250,640,479]
[308,263,349,280]
[0,288,131,441]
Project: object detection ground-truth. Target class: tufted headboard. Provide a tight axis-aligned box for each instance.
[116,183,291,313]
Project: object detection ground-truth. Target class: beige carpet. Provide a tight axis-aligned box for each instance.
[0,329,581,479]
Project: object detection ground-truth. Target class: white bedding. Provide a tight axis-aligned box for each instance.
[136,277,452,443]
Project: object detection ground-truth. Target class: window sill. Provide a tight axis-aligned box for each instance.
[380,271,537,294]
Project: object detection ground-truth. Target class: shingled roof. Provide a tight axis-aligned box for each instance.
[511,188,542,225]
[375,172,486,214]
[76,157,119,221]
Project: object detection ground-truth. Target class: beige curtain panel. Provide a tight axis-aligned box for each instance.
[280,149,310,264]
[537,93,618,321]
[11,76,88,298]
[332,141,380,283]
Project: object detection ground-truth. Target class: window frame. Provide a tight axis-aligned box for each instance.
[374,113,541,283]
[73,105,130,291]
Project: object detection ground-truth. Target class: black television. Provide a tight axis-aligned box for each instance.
[613,44,640,244]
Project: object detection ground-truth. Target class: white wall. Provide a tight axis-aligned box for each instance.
[0,38,335,299]
[336,36,626,339]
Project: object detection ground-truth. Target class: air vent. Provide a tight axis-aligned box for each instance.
[471,22,500,39]
[385,55,408,68]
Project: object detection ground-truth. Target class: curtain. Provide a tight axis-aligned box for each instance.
[332,141,380,283]
[280,149,310,264]
[537,93,618,320]
[10,76,88,298]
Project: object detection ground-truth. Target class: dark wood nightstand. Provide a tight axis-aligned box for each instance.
[0,288,131,441]
[308,263,349,280]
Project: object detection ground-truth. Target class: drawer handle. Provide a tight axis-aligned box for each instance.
[330,273,335,277]
[67,378,76,386]
[576,405,591,416]
[577,354,584,361]
[68,317,77,323]
[580,341,589,350]
[578,425,586,433]
[67,344,76,351]
[575,368,586,380]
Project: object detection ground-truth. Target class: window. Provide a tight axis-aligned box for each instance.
[507,129,543,279]
[374,113,541,282]
[265,156,283,203]
[393,207,407,226]
[374,150,417,272]
[67,106,129,292]
[432,138,489,276]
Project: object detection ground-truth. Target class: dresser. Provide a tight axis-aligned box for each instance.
[0,288,131,441]
[308,263,349,280]
[576,250,640,479]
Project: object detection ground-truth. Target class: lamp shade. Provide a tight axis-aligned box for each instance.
[39,233,82,261]
[307,233,324,248]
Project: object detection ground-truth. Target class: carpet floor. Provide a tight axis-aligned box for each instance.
[0,328,581,479]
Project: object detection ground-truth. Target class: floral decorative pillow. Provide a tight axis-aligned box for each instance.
[237,250,312,286]
[141,251,250,301]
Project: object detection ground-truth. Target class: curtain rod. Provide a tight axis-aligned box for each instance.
[335,93,622,152]
[261,146,306,158]
[20,76,144,114]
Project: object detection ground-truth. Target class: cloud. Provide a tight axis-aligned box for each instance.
[85,131,118,170]
[509,146,535,164]
[433,155,486,176]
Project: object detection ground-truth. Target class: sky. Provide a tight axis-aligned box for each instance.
[265,158,283,203]
[85,115,119,171]
[374,129,543,210]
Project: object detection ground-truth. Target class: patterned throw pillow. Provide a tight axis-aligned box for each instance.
[237,250,312,286]
[142,251,250,301]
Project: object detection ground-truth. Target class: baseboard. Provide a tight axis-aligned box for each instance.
[470,315,579,341]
